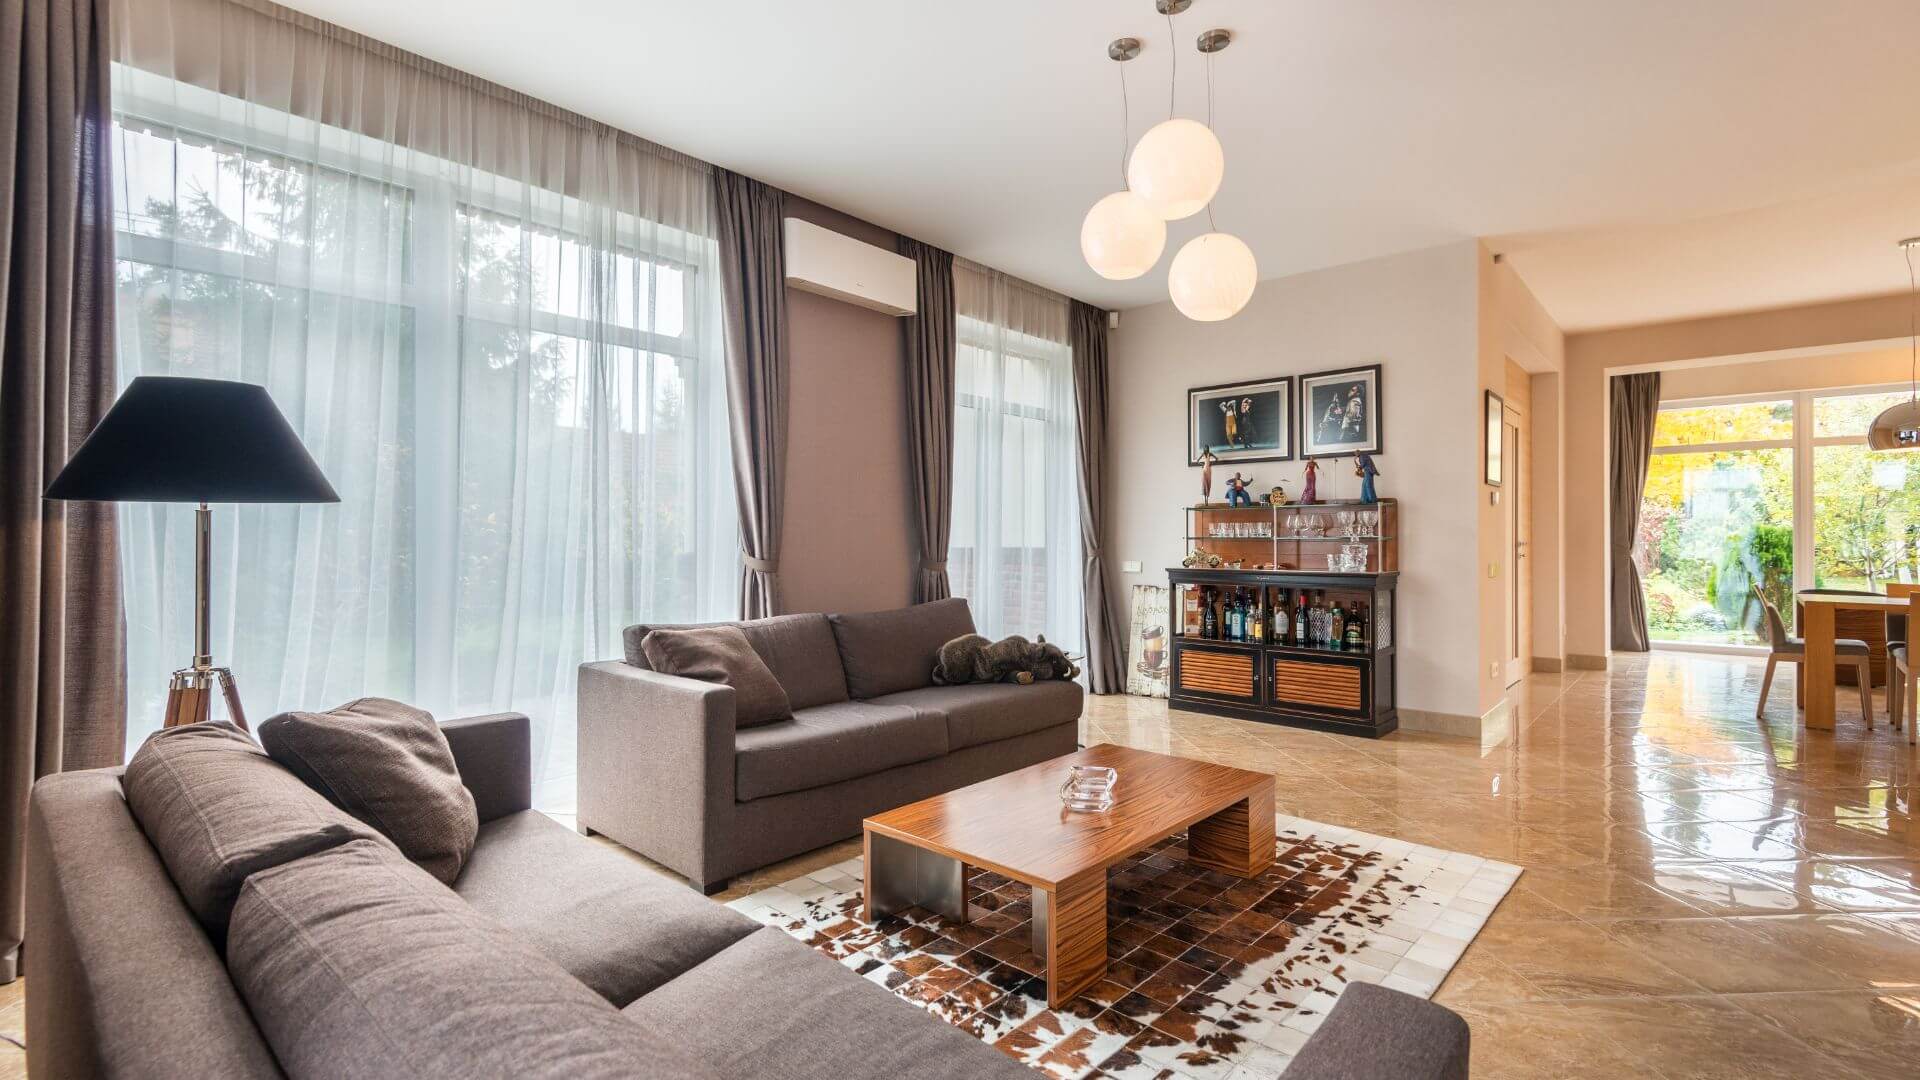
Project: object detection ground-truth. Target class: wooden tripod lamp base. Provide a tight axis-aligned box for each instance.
[164,666,248,731]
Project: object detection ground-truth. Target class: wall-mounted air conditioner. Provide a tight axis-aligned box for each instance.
[783,217,917,317]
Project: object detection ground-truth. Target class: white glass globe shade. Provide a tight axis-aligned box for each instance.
[1126,118,1224,220]
[1080,191,1167,280]
[1168,232,1258,322]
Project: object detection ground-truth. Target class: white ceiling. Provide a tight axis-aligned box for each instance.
[280,0,1920,332]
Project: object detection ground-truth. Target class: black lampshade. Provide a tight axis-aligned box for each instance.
[45,376,339,504]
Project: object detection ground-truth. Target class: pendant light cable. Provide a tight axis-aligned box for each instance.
[1204,46,1218,231]
[1908,241,1917,405]
[1167,12,1178,118]
[1118,61,1131,186]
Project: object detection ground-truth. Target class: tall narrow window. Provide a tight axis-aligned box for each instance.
[951,263,1082,654]
[1813,391,1920,590]
[108,4,737,812]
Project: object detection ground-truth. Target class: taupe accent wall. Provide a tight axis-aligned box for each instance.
[779,198,917,614]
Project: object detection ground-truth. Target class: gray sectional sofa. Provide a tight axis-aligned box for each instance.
[577,598,1084,893]
[26,707,1471,1079]
[24,713,1040,1080]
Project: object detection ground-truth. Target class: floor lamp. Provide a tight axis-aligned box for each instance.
[45,376,339,730]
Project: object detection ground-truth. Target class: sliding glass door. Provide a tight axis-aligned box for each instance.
[1642,386,1920,650]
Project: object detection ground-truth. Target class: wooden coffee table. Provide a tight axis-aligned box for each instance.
[862,743,1275,1006]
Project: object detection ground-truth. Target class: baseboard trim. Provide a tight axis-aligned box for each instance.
[1531,656,1564,673]
[1567,653,1610,671]
[1399,708,1482,739]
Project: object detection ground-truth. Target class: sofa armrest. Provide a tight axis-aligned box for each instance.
[1280,983,1469,1080]
[576,661,736,889]
[442,712,532,823]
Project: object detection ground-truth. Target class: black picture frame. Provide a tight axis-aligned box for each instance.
[1187,377,1294,466]
[1485,389,1505,486]
[1298,364,1383,459]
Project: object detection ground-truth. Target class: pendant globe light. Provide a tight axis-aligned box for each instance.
[1126,1,1222,220]
[1165,26,1257,321]
[1169,231,1258,321]
[1869,238,1920,450]
[1081,37,1166,280]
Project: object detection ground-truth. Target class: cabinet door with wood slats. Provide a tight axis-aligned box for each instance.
[1269,656,1368,718]
[1175,647,1258,703]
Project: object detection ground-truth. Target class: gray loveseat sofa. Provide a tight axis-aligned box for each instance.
[577,598,1084,893]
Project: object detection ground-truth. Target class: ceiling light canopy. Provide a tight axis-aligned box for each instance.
[1082,190,1167,280]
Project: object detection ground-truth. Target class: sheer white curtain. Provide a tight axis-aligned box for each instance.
[951,260,1082,655]
[107,0,737,811]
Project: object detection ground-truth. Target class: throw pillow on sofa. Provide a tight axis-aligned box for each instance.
[259,697,478,884]
[641,625,793,727]
[123,720,388,946]
[827,597,976,699]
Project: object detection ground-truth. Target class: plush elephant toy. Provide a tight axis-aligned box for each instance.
[932,633,1082,686]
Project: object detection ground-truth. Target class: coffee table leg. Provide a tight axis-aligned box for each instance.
[1187,784,1276,878]
[1036,871,1107,1007]
[864,831,967,922]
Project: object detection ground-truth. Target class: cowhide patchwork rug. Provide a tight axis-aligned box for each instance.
[728,815,1520,1080]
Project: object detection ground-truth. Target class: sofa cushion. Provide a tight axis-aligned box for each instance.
[641,625,792,728]
[733,702,948,802]
[867,679,1084,751]
[228,838,712,1080]
[123,720,386,946]
[258,697,479,884]
[454,810,758,1006]
[623,926,1032,1080]
[826,598,976,699]
[624,612,850,710]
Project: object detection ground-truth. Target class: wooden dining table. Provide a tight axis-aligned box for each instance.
[1797,591,1913,731]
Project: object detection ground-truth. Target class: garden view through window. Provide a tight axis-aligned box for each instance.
[1640,389,1920,647]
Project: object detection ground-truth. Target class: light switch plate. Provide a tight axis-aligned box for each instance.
[1122,560,1142,573]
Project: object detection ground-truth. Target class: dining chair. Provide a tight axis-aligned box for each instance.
[1755,584,1873,724]
[1885,585,1920,744]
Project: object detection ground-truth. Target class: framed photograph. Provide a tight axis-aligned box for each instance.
[1298,364,1382,458]
[1188,377,1293,465]
[1484,389,1505,486]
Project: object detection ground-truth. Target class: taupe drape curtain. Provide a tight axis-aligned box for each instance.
[900,238,955,603]
[1,0,125,984]
[1610,372,1661,652]
[713,169,787,619]
[1070,302,1125,693]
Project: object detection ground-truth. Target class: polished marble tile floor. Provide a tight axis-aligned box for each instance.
[5,651,1919,1079]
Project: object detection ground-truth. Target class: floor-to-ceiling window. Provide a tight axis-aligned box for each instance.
[1642,386,1920,650]
[951,262,1083,654]
[1642,398,1794,646]
[107,39,737,812]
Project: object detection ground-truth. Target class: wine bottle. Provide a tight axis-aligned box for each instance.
[1201,588,1218,639]
[1346,602,1366,650]
[1294,591,1309,645]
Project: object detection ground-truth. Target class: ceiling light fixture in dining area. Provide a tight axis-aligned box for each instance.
[1868,237,1920,450]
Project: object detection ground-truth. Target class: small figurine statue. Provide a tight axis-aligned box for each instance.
[1224,472,1256,507]
[1200,448,1217,505]
[1355,453,1380,504]
[1267,484,1288,506]
[1299,459,1320,504]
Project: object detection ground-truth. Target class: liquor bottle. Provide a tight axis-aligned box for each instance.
[1251,591,1266,643]
[1226,591,1240,641]
[1201,588,1218,640]
[1294,591,1310,645]
[1331,602,1347,650]
[1345,602,1366,650]
[1236,590,1249,641]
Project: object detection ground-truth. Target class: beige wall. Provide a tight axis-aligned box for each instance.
[779,198,917,614]
[1475,247,1566,710]
[1107,241,1488,721]
[1563,293,1914,660]
[1660,346,1913,400]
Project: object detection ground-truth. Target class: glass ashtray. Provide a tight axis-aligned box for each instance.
[1060,765,1118,813]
